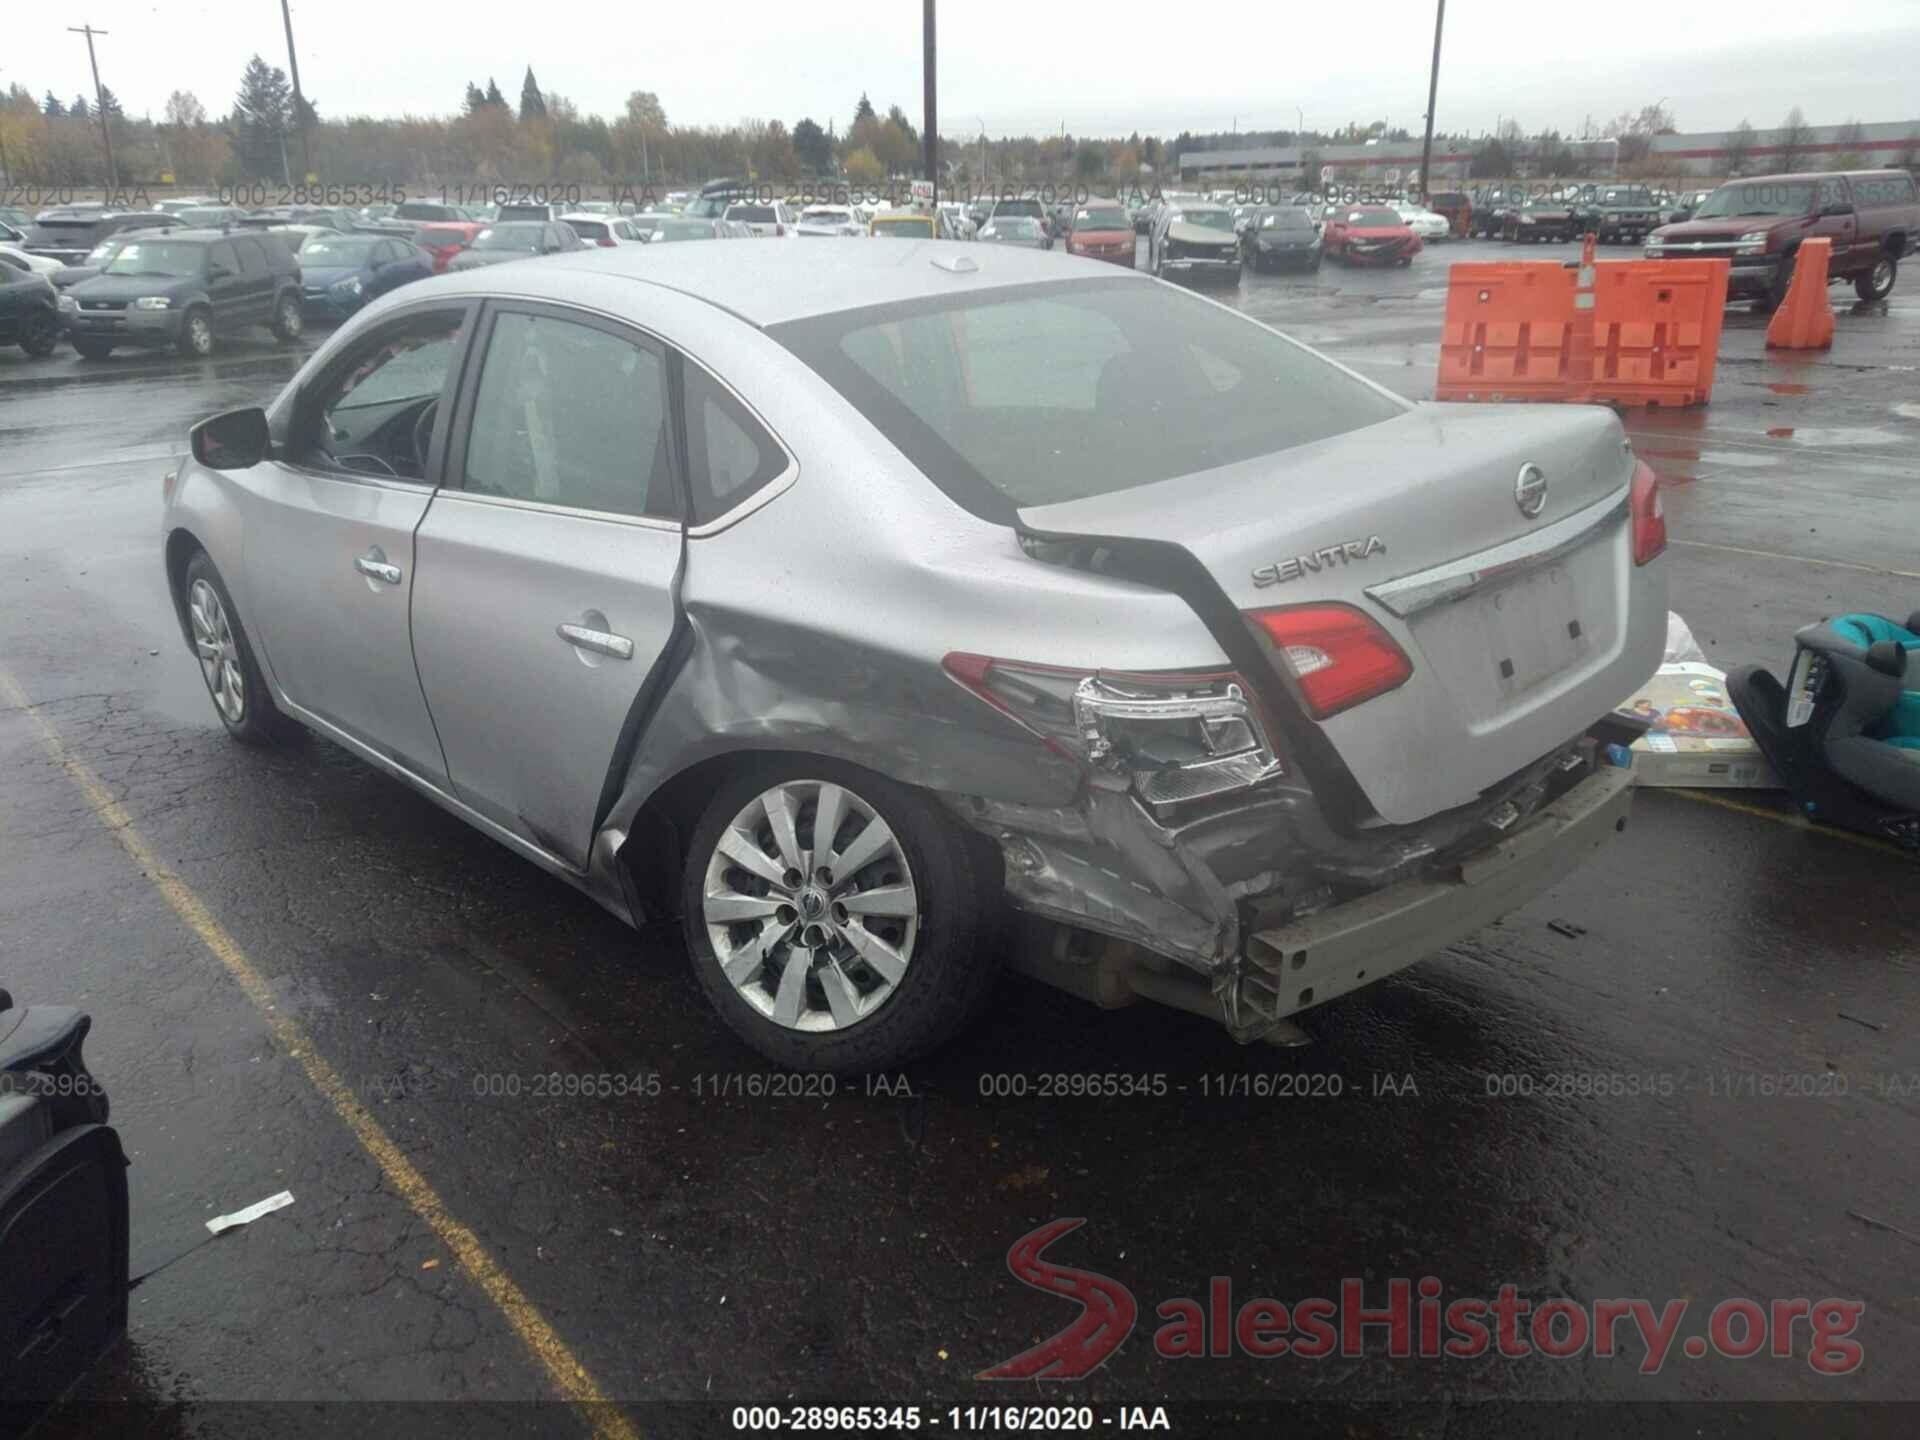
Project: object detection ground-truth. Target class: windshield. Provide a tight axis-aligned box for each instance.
[872,217,934,237]
[566,219,610,240]
[1171,207,1233,231]
[804,209,853,225]
[653,219,716,241]
[86,239,124,262]
[1346,209,1403,229]
[177,207,233,227]
[769,277,1403,520]
[1600,188,1654,206]
[1074,208,1129,230]
[1692,181,1817,219]
[473,224,543,251]
[1261,209,1314,230]
[727,206,778,223]
[104,241,204,278]
[301,237,379,263]
[685,192,746,219]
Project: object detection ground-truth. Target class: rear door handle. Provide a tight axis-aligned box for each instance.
[557,623,634,660]
[355,551,402,585]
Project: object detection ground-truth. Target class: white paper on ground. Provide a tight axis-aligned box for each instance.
[206,1190,295,1235]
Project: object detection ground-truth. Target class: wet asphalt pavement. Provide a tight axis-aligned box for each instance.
[1,237,1916,1438]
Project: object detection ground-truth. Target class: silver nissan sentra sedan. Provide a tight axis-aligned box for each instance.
[162,240,1667,1070]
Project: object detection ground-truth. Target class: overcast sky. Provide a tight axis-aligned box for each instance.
[8,1,1917,140]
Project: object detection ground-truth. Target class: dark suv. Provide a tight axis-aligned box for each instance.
[1645,170,1919,307]
[21,209,181,267]
[1581,185,1661,245]
[60,229,304,359]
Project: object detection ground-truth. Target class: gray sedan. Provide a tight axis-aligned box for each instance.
[162,240,1665,1070]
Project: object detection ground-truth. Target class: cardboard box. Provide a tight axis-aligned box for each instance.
[1613,662,1780,789]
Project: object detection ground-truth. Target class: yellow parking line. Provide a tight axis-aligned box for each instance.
[0,668,639,1440]
[1664,786,1912,859]
[1669,538,1920,581]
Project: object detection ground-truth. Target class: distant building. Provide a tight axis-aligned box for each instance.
[1176,118,1920,185]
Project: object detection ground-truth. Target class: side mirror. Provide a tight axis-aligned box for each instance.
[190,407,270,470]
[208,263,234,280]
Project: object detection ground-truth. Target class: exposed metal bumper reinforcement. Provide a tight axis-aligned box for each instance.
[1218,765,1636,1041]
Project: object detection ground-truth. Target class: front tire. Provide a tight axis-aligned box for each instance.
[681,759,998,1072]
[1855,252,1897,302]
[178,306,214,357]
[181,550,290,746]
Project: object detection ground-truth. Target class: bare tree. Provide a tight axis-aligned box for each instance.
[1722,119,1757,177]
[1776,107,1812,171]
[1831,118,1867,170]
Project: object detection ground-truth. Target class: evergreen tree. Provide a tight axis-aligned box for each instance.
[233,54,293,178]
[43,92,65,118]
[96,86,125,119]
[792,117,832,175]
[71,95,90,121]
[484,77,507,109]
[854,92,876,125]
[519,68,547,122]
[464,81,486,114]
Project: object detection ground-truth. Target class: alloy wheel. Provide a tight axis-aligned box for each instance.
[188,577,245,723]
[702,779,919,1033]
[187,313,213,355]
[1871,258,1894,295]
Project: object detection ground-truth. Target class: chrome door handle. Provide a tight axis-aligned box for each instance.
[355,555,402,584]
[557,623,634,660]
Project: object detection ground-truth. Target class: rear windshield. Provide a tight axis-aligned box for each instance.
[497,205,551,221]
[474,224,543,251]
[415,225,469,246]
[26,220,109,246]
[1260,209,1314,229]
[1170,207,1234,230]
[1074,207,1130,229]
[301,236,379,263]
[727,206,777,223]
[992,199,1044,218]
[566,219,611,240]
[395,202,459,221]
[872,217,933,237]
[769,277,1403,521]
[653,219,717,241]
[1346,209,1403,228]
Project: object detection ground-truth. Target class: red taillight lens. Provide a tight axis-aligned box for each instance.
[1629,458,1666,565]
[1246,604,1413,719]
[597,237,616,247]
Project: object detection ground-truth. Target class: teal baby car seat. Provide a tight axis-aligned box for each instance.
[1727,610,1919,847]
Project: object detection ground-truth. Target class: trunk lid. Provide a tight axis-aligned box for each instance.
[1017,403,1662,824]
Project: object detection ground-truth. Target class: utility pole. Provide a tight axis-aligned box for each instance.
[68,25,118,190]
[1416,0,1445,202]
[922,0,937,207]
[280,0,312,181]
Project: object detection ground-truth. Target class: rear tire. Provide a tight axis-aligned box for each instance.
[19,310,58,358]
[680,757,998,1072]
[270,292,303,342]
[1855,253,1896,302]
[180,550,291,747]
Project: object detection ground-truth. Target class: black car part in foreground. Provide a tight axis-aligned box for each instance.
[0,987,129,1435]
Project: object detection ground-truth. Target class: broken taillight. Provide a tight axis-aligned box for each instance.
[942,653,1283,812]
[1629,458,1666,565]
[1245,604,1413,719]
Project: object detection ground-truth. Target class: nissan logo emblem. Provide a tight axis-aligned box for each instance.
[1515,463,1548,519]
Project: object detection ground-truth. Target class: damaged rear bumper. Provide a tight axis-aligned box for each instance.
[959,760,1635,1043]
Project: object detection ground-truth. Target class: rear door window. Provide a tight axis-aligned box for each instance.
[235,237,270,275]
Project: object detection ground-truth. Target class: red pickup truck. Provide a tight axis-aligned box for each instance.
[1644,169,1918,308]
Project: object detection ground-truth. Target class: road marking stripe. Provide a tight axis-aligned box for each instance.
[0,667,639,1440]
[1663,786,1912,859]
[1669,538,1920,581]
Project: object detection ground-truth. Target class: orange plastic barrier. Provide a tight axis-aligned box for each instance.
[1435,263,1586,402]
[1587,256,1731,407]
[1437,248,1733,408]
[1765,238,1835,351]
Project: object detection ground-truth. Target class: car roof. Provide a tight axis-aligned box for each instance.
[413,237,1143,328]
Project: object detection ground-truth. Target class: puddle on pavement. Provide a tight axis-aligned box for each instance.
[1765,425,1903,446]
